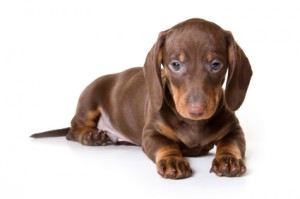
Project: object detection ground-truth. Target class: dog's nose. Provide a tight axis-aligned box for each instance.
[188,104,206,118]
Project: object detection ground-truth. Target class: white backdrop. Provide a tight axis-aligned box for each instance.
[1,0,300,198]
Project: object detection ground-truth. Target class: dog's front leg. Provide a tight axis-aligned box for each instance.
[142,129,192,179]
[210,125,247,177]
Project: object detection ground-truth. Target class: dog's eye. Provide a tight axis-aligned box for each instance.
[170,61,181,71]
[210,60,222,71]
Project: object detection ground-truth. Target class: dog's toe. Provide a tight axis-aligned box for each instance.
[81,130,110,146]
[210,156,246,177]
[157,156,192,179]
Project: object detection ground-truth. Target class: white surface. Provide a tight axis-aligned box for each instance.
[1,0,300,198]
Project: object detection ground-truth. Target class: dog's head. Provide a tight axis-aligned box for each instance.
[144,18,252,120]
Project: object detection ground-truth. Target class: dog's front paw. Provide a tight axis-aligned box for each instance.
[210,155,246,177]
[157,156,192,179]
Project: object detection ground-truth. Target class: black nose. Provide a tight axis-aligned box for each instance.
[188,104,206,118]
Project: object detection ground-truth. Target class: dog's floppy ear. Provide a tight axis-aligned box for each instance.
[225,31,253,111]
[144,30,168,111]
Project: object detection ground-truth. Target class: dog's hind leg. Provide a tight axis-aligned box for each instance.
[66,103,111,146]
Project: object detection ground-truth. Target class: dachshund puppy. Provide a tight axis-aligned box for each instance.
[31,18,252,179]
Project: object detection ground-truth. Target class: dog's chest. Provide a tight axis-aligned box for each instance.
[178,130,205,148]
[176,123,215,148]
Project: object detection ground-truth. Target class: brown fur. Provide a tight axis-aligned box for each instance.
[31,18,252,179]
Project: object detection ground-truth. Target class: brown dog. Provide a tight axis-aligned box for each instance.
[31,18,252,179]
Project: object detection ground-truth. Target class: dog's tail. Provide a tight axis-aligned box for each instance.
[30,127,70,138]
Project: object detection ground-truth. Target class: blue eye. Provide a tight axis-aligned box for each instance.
[170,61,181,71]
[211,60,222,71]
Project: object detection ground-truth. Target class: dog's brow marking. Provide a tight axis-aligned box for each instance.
[179,53,186,62]
[207,53,214,62]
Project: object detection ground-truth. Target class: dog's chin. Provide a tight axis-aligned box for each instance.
[182,113,214,121]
